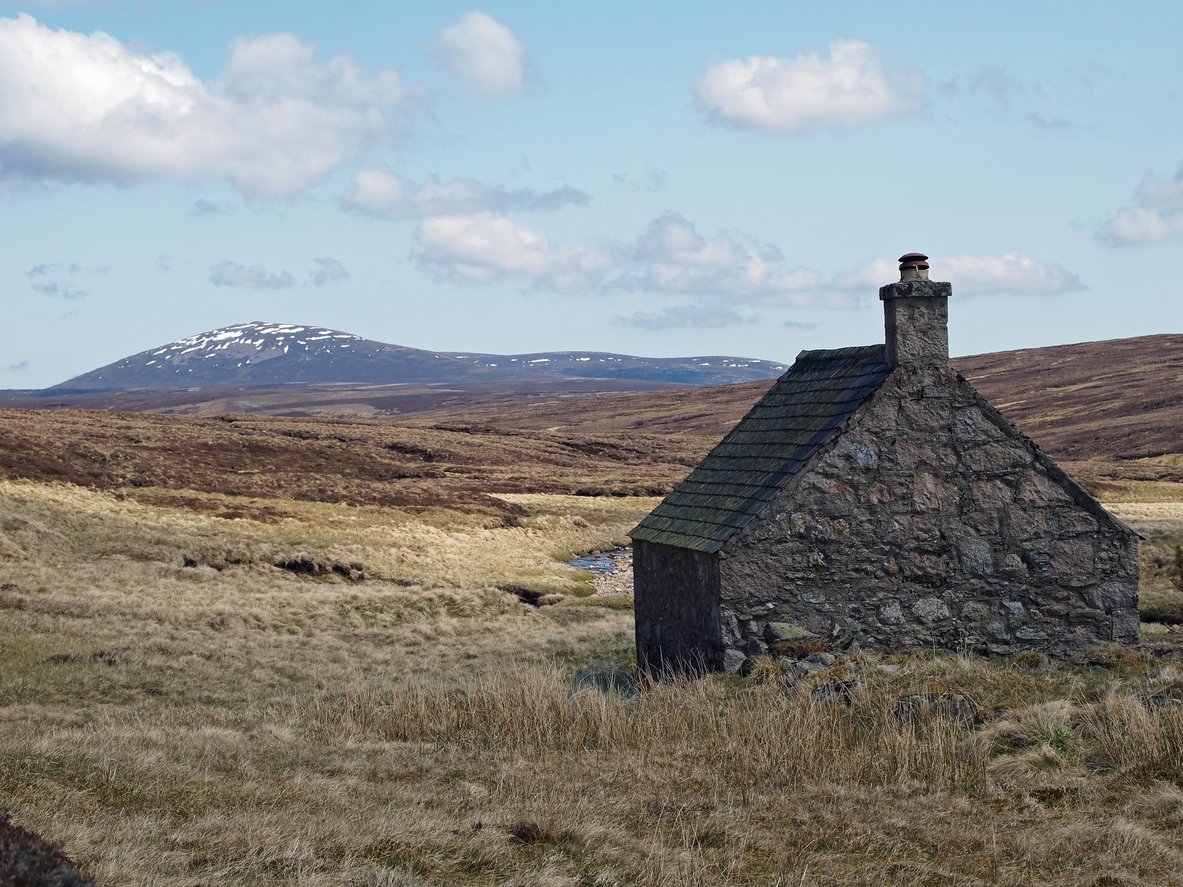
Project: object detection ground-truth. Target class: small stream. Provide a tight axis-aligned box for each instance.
[565,547,633,596]
[565,548,630,574]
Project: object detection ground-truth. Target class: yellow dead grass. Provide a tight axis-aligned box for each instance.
[3,478,1183,884]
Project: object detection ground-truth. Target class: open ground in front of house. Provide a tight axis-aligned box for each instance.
[2,463,1183,885]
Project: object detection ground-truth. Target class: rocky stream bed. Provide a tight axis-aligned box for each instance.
[566,548,633,596]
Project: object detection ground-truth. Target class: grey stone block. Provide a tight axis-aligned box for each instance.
[763,622,819,643]
[1111,609,1140,644]
[877,599,904,625]
[912,597,951,623]
[722,648,747,675]
[1082,581,1138,612]
[959,536,994,577]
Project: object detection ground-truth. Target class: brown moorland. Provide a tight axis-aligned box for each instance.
[2,333,1183,885]
[2,334,1179,513]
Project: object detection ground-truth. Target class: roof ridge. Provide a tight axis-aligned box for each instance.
[795,344,885,362]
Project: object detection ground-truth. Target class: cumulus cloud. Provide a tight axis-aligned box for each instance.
[32,281,86,299]
[830,253,1083,297]
[623,213,821,299]
[190,199,225,216]
[433,11,526,96]
[210,261,297,289]
[612,170,668,193]
[613,305,760,330]
[410,209,1084,304]
[1099,164,1183,246]
[26,262,106,276]
[26,260,105,299]
[344,168,587,218]
[1023,112,1078,131]
[411,211,823,301]
[940,67,1031,107]
[311,257,350,287]
[695,40,922,133]
[1101,208,1183,245]
[411,212,617,292]
[0,14,407,197]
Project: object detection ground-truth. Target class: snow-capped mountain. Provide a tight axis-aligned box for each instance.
[55,322,500,389]
[53,321,789,390]
[444,350,789,385]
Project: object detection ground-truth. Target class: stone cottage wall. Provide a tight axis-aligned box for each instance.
[634,540,722,674]
[717,364,1139,665]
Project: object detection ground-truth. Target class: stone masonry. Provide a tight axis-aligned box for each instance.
[630,257,1140,675]
[716,357,1140,663]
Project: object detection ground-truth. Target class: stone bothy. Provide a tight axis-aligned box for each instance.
[629,254,1140,675]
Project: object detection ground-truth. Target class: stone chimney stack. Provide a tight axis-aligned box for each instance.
[879,252,952,370]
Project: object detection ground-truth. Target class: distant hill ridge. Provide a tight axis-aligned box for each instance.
[53,321,790,390]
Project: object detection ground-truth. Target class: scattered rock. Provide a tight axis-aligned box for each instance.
[1139,686,1183,710]
[895,692,981,726]
[568,660,640,700]
[566,548,634,596]
[0,812,95,886]
[722,648,747,674]
[804,651,837,668]
[810,679,862,705]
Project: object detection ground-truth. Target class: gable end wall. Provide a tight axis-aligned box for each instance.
[634,540,723,674]
[717,365,1139,661]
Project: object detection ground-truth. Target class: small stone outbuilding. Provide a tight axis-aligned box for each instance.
[630,255,1140,674]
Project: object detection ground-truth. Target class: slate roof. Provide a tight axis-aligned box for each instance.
[629,344,889,553]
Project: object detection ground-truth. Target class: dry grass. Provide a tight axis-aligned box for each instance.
[3,460,1183,882]
[1108,500,1183,625]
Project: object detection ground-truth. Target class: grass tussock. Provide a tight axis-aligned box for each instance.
[3,472,1183,884]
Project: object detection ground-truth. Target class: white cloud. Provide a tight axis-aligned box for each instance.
[695,40,922,133]
[1101,208,1183,246]
[190,199,224,216]
[311,257,350,287]
[942,253,1083,294]
[344,168,587,218]
[1100,164,1183,246]
[210,261,297,289]
[0,14,407,197]
[410,211,1083,306]
[26,261,107,277]
[410,211,823,301]
[624,213,821,300]
[433,11,526,97]
[1134,167,1183,211]
[32,281,86,299]
[830,253,1083,297]
[939,67,1031,107]
[25,260,106,299]
[613,305,760,330]
[411,213,616,292]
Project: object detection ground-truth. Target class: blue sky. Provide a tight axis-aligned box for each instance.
[2,1,1181,388]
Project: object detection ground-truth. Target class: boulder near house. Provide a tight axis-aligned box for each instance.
[630,254,1140,675]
